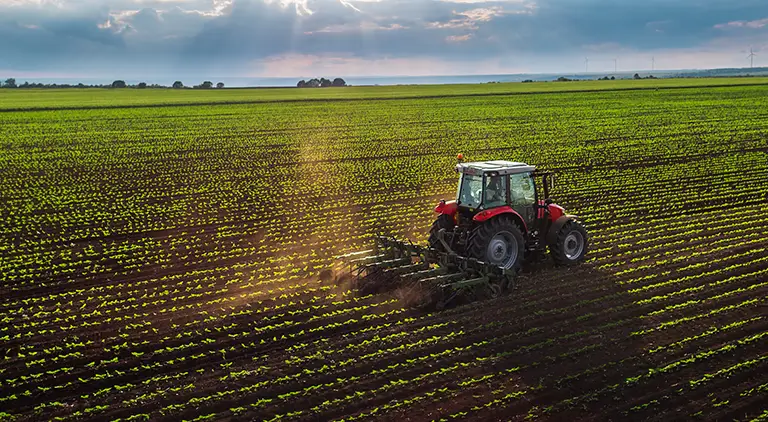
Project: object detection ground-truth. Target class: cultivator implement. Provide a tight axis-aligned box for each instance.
[335,235,518,310]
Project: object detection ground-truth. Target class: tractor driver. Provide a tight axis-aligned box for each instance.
[484,175,506,207]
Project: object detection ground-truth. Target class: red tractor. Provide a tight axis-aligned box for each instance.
[336,155,589,309]
[428,155,588,271]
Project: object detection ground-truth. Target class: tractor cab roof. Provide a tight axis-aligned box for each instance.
[456,160,536,176]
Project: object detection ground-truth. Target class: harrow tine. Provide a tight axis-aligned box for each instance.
[384,262,430,275]
[401,267,445,281]
[334,249,375,261]
[334,232,518,311]
[436,288,462,311]
[366,257,414,270]
[420,272,467,285]
[347,253,389,265]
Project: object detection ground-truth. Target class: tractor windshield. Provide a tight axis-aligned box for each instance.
[457,174,483,207]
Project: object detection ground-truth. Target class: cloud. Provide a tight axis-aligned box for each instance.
[251,52,523,76]
[1,0,767,79]
[459,6,503,21]
[425,4,530,32]
[645,20,672,33]
[446,33,472,42]
[426,6,503,29]
[436,0,528,3]
[263,0,313,15]
[305,21,406,34]
[715,17,768,29]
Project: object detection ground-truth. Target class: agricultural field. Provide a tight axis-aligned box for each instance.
[1,79,767,422]
[2,77,768,110]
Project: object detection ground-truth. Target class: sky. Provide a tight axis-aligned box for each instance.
[1,0,767,80]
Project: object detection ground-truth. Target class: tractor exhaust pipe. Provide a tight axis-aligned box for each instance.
[534,170,556,202]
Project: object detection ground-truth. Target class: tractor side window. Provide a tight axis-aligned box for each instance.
[510,173,536,206]
[458,174,483,207]
[484,175,507,208]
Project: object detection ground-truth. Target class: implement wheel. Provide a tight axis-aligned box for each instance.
[550,219,589,266]
[466,216,525,272]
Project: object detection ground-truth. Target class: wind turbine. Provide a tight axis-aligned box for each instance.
[585,57,589,73]
[652,56,655,71]
[614,58,617,73]
[747,48,756,68]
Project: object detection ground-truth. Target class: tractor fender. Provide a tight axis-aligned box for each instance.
[473,206,528,233]
[546,215,579,245]
[434,200,458,216]
[547,203,565,221]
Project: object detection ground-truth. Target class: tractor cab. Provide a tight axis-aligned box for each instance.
[456,160,536,209]
[451,158,555,229]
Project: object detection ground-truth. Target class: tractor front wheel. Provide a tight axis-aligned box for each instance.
[428,214,456,251]
[550,219,589,266]
[467,216,525,272]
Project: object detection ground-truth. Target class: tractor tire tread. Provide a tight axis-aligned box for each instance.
[550,218,589,266]
[466,215,525,272]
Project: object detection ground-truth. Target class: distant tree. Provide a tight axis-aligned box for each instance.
[20,81,30,88]
[298,77,349,88]
[111,80,127,88]
[610,76,615,80]
[172,81,184,89]
[522,79,534,83]
[216,82,224,89]
[556,76,571,82]
[198,81,213,89]
[4,78,17,88]
[633,73,641,79]
[137,82,147,89]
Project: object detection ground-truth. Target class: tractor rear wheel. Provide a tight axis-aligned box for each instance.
[467,216,525,271]
[550,219,589,266]
[428,214,455,251]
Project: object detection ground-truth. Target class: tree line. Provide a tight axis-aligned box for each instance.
[297,78,347,88]
[551,73,657,82]
[0,78,226,89]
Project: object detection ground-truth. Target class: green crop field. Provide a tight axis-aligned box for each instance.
[2,76,768,110]
[1,79,767,422]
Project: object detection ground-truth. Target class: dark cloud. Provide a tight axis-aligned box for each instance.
[1,0,767,78]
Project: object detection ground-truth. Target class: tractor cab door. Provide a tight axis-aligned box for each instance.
[483,174,508,209]
[509,172,537,227]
